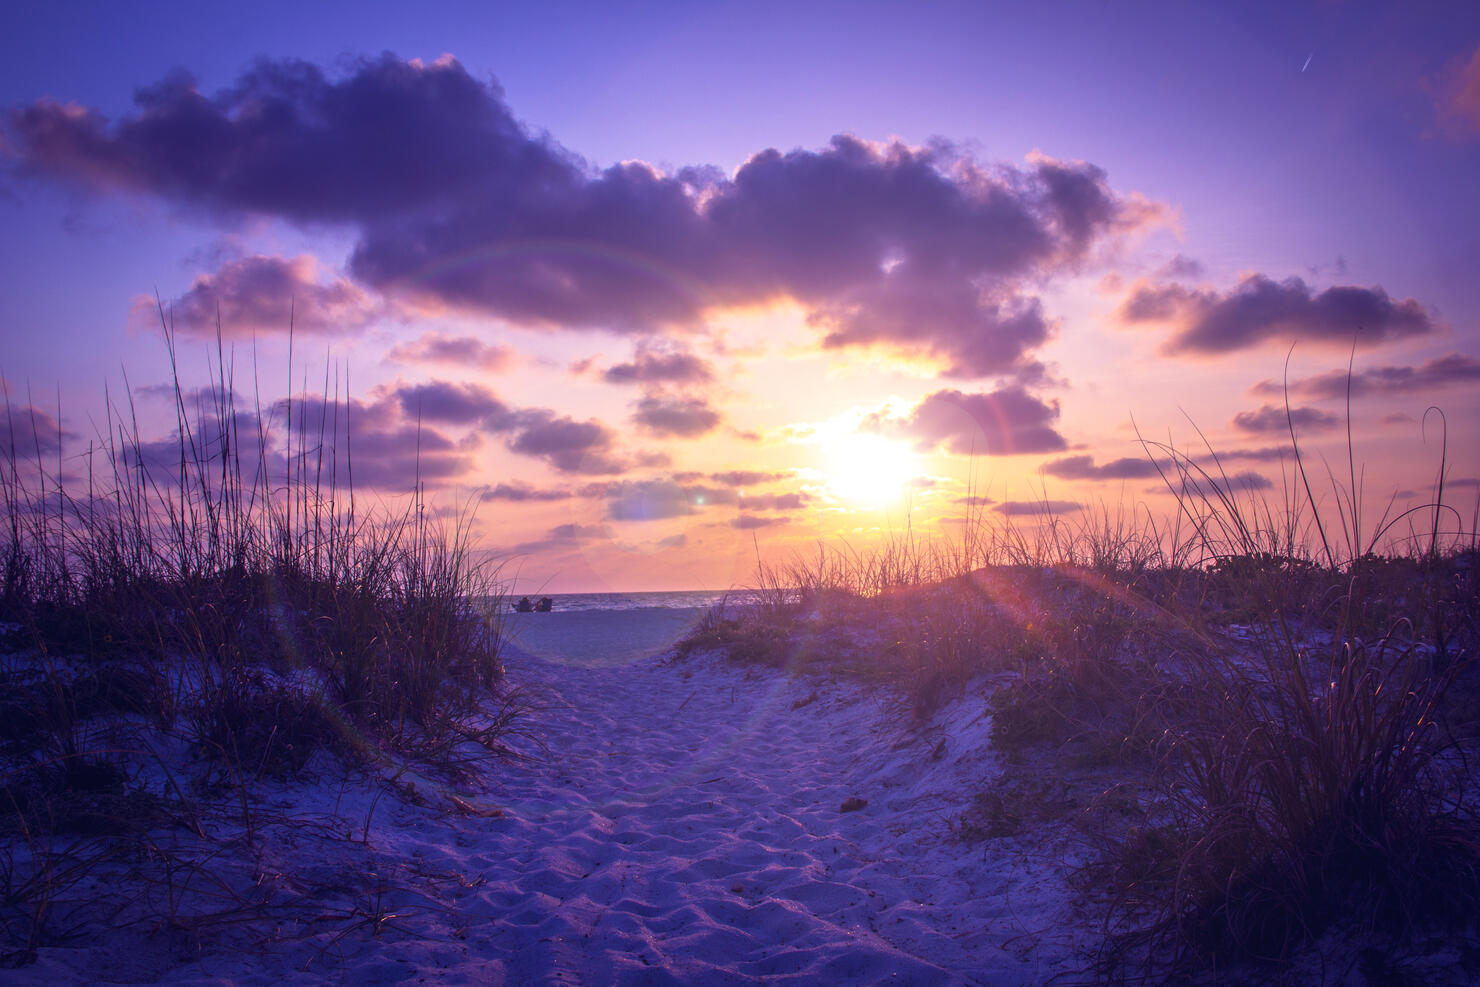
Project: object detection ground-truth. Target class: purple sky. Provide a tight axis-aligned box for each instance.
[3,1,1477,591]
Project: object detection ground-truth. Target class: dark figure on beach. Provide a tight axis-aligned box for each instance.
[515,597,534,612]
[535,597,554,612]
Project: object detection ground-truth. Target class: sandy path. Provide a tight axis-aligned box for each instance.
[30,611,1087,985]
[406,619,1086,985]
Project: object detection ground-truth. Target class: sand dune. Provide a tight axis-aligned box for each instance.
[29,610,1091,984]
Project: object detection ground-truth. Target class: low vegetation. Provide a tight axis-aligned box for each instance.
[680,416,1480,982]
[0,327,515,966]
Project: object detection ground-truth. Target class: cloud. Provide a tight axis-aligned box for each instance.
[387,332,514,372]
[481,482,571,502]
[994,500,1082,516]
[139,254,380,337]
[1155,254,1204,280]
[862,386,1067,455]
[1228,470,1273,491]
[1041,454,1163,480]
[1231,404,1342,435]
[271,393,476,491]
[1428,42,1480,136]
[392,380,509,426]
[7,55,1162,373]
[738,491,810,511]
[1,403,73,459]
[602,343,714,385]
[501,409,629,475]
[1251,353,1480,401]
[707,470,792,486]
[1117,274,1437,355]
[730,515,784,529]
[508,522,606,555]
[602,479,734,521]
[631,394,722,438]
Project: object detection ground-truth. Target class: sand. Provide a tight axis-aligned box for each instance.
[24,608,1093,985]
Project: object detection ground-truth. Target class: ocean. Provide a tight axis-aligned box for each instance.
[492,590,769,667]
[494,589,767,614]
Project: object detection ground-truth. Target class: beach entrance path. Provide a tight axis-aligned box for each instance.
[412,610,1087,985]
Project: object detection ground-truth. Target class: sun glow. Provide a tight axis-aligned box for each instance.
[823,433,918,506]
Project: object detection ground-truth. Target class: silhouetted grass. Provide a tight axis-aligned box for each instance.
[677,396,1480,981]
[0,323,516,964]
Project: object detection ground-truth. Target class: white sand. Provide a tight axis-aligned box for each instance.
[25,609,1094,984]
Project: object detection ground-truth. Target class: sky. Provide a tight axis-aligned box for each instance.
[2,1,1478,592]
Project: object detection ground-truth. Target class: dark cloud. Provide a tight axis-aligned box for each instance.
[271,394,475,491]
[140,254,379,337]
[387,332,514,372]
[739,491,809,511]
[707,469,791,486]
[1117,274,1437,355]
[392,380,509,426]
[1228,470,1273,491]
[8,55,1160,374]
[631,394,722,438]
[508,522,606,556]
[1428,42,1480,137]
[502,409,628,475]
[602,344,714,385]
[480,483,571,502]
[1155,254,1204,280]
[603,479,735,521]
[730,515,784,529]
[1,403,73,460]
[1214,445,1292,463]
[1231,404,1342,435]
[953,495,996,507]
[1251,353,1480,401]
[994,500,1082,516]
[1041,454,1162,480]
[862,386,1067,455]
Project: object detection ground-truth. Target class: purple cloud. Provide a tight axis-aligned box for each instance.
[631,394,722,438]
[8,55,1160,375]
[863,386,1067,455]
[1117,274,1438,355]
[738,491,810,511]
[387,332,514,372]
[1041,454,1163,481]
[480,483,571,502]
[730,515,785,529]
[603,479,735,521]
[1231,404,1342,435]
[707,470,792,486]
[1251,353,1480,401]
[994,500,1082,516]
[139,254,379,337]
[1,402,72,460]
[392,380,509,426]
[271,394,475,491]
[603,344,714,385]
[502,409,629,475]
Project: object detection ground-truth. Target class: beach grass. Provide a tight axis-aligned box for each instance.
[0,325,515,964]
[679,413,1480,981]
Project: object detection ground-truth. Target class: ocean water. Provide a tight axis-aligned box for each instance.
[495,589,763,614]
[492,590,768,667]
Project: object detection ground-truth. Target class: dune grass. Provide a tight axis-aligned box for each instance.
[0,326,515,965]
[679,410,1480,981]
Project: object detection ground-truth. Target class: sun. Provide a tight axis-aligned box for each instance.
[823,433,918,507]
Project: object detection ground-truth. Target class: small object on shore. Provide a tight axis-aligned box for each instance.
[840,796,868,813]
[535,597,554,612]
[791,690,819,711]
[514,596,534,612]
